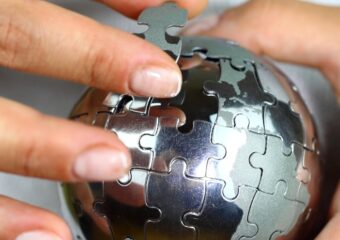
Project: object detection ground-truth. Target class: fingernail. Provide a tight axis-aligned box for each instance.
[73,147,131,181]
[130,66,182,98]
[16,231,62,240]
[182,15,220,35]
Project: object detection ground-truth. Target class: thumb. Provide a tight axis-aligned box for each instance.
[184,0,340,98]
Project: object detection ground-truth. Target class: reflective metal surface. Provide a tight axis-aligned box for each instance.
[63,35,321,239]
[136,2,187,61]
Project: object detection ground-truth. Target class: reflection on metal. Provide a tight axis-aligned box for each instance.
[62,3,321,240]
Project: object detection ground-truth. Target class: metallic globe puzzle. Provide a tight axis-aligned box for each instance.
[63,3,321,240]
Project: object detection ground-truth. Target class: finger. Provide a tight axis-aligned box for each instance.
[316,182,340,240]
[0,0,181,98]
[315,215,340,240]
[97,0,208,19]
[0,195,71,240]
[330,182,340,217]
[189,0,340,98]
[0,97,131,181]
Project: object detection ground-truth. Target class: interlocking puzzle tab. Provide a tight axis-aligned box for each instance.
[140,118,225,178]
[206,124,265,199]
[146,160,205,240]
[245,182,305,240]
[137,2,188,61]
[95,170,159,240]
[251,136,310,202]
[103,111,158,170]
[204,60,274,133]
[185,181,257,240]
[181,36,259,70]
[264,101,305,152]
[155,62,220,133]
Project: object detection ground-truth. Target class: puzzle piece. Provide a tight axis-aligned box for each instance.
[129,96,152,114]
[185,181,257,240]
[293,146,319,206]
[243,182,305,240]
[182,36,259,70]
[255,60,292,105]
[231,186,258,240]
[204,61,274,133]
[137,2,188,61]
[96,111,158,170]
[264,100,304,152]
[102,92,121,108]
[153,60,220,133]
[206,124,265,199]
[218,59,248,95]
[70,88,117,122]
[140,118,225,178]
[103,94,152,115]
[289,98,317,151]
[250,136,310,202]
[94,170,159,240]
[145,160,205,240]
[67,181,113,240]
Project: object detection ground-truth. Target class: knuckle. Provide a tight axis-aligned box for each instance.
[20,113,44,177]
[84,43,119,89]
[21,137,39,177]
[0,14,33,68]
[20,127,43,178]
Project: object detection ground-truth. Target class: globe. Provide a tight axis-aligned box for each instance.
[62,36,321,240]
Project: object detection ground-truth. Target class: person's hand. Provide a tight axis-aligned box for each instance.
[183,0,339,238]
[185,0,340,101]
[317,182,340,239]
[0,0,207,239]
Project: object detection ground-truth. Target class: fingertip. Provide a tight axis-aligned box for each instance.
[178,0,208,19]
[128,64,182,98]
[99,0,207,19]
[73,146,132,181]
[16,231,64,240]
[0,196,72,240]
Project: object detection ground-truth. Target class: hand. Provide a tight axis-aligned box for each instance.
[185,0,340,101]
[184,0,340,238]
[317,182,340,239]
[0,0,207,239]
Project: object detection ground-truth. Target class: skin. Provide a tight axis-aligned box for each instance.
[0,0,207,239]
[185,0,339,239]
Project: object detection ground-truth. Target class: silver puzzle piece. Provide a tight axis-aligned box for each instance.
[243,182,305,240]
[102,92,121,108]
[96,111,158,170]
[137,2,188,61]
[153,58,220,133]
[250,136,310,203]
[230,186,258,240]
[182,36,259,70]
[103,94,152,115]
[71,89,116,124]
[185,180,257,240]
[206,123,265,199]
[218,59,248,95]
[128,96,152,114]
[264,101,304,153]
[94,169,159,240]
[204,61,274,133]
[146,160,204,240]
[255,60,292,105]
[140,118,225,178]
